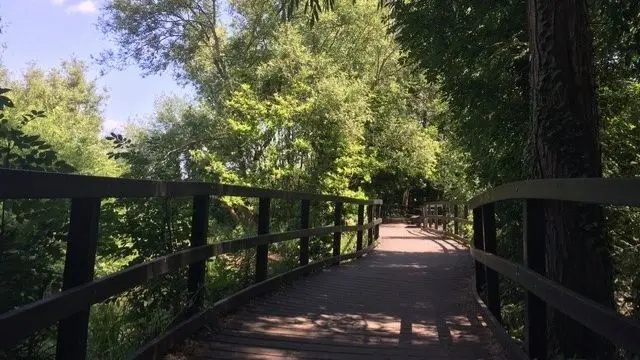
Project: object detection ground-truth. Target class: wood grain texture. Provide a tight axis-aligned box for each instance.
[177,224,508,359]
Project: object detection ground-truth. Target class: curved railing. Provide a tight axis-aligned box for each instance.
[0,169,382,360]
[421,178,640,358]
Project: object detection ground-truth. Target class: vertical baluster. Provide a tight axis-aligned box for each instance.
[356,204,364,253]
[431,204,434,229]
[255,197,270,283]
[464,204,469,232]
[443,203,448,232]
[333,202,343,264]
[299,199,310,266]
[453,204,459,235]
[375,204,381,240]
[472,207,486,295]
[56,198,101,360]
[187,195,210,316]
[524,199,547,360]
[367,204,374,246]
[482,203,501,322]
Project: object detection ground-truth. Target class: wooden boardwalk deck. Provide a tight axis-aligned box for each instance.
[181,224,508,359]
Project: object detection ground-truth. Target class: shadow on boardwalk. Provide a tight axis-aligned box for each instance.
[178,224,507,359]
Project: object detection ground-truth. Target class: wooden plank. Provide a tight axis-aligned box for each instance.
[470,248,640,353]
[0,223,380,348]
[0,243,213,348]
[187,195,210,316]
[333,202,343,265]
[299,200,310,266]
[255,197,270,283]
[130,247,375,360]
[56,198,101,360]
[422,200,462,206]
[194,227,508,360]
[0,169,381,205]
[422,214,472,224]
[523,199,547,359]
[356,204,364,252]
[481,203,501,323]
[467,177,640,209]
[470,274,529,360]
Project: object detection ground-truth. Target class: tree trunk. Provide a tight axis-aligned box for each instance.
[527,0,615,358]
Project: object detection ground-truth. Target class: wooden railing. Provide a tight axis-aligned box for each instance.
[421,179,640,358]
[0,169,383,360]
[420,201,470,240]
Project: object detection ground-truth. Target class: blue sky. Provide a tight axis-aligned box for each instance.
[1,0,195,133]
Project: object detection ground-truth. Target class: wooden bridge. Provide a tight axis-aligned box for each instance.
[1,169,640,359]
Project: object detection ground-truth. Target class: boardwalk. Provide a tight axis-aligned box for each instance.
[181,224,507,359]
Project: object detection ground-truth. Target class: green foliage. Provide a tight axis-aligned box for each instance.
[388,0,640,355]
[2,60,122,176]
[0,89,74,360]
[0,61,122,359]
[3,0,638,358]
[86,3,445,354]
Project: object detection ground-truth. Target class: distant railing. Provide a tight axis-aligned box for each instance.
[421,179,640,358]
[419,201,470,241]
[0,169,383,360]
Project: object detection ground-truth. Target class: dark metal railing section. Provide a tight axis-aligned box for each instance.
[421,179,640,358]
[0,169,383,360]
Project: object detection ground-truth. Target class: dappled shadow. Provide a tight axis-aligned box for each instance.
[184,224,506,359]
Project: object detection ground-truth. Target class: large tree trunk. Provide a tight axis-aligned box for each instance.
[527,0,615,358]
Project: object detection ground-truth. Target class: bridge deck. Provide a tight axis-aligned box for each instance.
[179,224,508,359]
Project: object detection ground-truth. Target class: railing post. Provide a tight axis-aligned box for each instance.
[56,198,101,360]
[255,197,270,283]
[453,204,459,235]
[300,199,310,266]
[187,195,210,316]
[333,202,343,264]
[443,204,448,232]
[367,204,373,246]
[524,199,547,360]
[472,207,486,295]
[464,205,469,229]
[431,204,435,228]
[374,204,381,240]
[356,204,364,253]
[482,203,501,322]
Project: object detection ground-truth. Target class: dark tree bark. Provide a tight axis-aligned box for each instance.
[528,0,615,358]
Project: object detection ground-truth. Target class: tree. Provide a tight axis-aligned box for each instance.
[528,0,613,357]
[98,0,229,105]
[0,89,76,360]
[1,60,121,176]
[383,0,640,357]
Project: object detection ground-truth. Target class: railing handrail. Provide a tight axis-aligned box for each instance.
[467,177,640,209]
[419,179,640,357]
[0,168,383,360]
[0,168,382,205]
